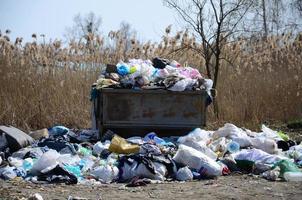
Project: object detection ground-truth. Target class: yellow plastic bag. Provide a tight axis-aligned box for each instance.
[109,135,140,154]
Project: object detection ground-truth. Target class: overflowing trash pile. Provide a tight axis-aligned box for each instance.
[1,58,301,185]
[1,123,302,186]
[92,57,213,93]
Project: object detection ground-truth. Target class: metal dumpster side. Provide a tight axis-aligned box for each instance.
[93,88,208,138]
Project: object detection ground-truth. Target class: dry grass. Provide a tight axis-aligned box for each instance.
[0,30,301,131]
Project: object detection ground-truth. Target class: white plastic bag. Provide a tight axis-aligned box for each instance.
[120,160,167,181]
[168,78,197,91]
[173,144,222,177]
[176,166,193,181]
[30,150,60,175]
[120,161,137,181]
[232,149,284,164]
[203,79,213,91]
[231,137,252,148]
[57,154,81,166]
[180,142,217,160]
[209,137,228,153]
[213,123,246,139]
[8,157,24,167]
[91,165,119,183]
[0,166,17,180]
[251,137,278,154]
[259,125,282,141]
[178,129,216,159]
[178,128,212,144]
[135,162,167,181]
[213,123,252,148]
[93,142,106,155]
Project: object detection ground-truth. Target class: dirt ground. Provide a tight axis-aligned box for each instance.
[1,174,302,200]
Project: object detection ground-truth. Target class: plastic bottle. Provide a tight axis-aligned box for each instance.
[283,172,302,182]
[227,141,240,153]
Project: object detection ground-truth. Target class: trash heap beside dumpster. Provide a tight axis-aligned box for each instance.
[1,124,302,185]
[1,58,302,185]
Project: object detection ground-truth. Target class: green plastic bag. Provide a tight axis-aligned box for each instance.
[277,131,289,141]
[272,159,301,177]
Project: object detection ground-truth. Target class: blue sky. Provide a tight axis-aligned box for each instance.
[0,0,179,43]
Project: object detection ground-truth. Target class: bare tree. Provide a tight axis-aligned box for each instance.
[261,0,268,37]
[293,0,302,14]
[245,0,302,37]
[65,12,102,46]
[119,22,137,56]
[164,0,252,117]
[107,21,138,61]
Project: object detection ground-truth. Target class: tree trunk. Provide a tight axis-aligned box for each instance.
[262,0,268,38]
[212,51,220,119]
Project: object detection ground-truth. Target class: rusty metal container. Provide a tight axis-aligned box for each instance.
[92,88,209,138]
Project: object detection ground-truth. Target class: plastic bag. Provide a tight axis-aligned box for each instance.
[48,126,69,136]
[260,168,280,181]
[91,165,119,183]
[213,123,246,139]
[155,68,170,79]
[120,161,137,181]
[173,144,222,177]
[178,67,202,79]
[251,137,278,154]
[126,136,144,145]
[203,79,213,91]
[135,162,167,181]
[22,158,34,171]
[260,125,282,141]
[0,166,17,180]
[8,157,24,167]
[288,145,302,161]
[30,150,60,175]
[213,123,252,148]
[143,132,166,146]
[120,159,167,181]
[232,149,284,165]
[116,62,130,75]
[272,159,301,177]
[277,131,289,141]
[93,142,107,156]
[209,137,228,153]
[168,78,197,91]
[109,135,140,154]
[231,137,252,148]
[29,128,49,140]
[176,166,193,181]
[180,141,217,160]
[57,154,81,166]
[79,157,95,172]
[178,128,216,159]
[64,165,82,179]
[178,128,212,144]
[273,159,302,181]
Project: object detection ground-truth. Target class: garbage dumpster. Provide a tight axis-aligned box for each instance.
[92,88,209,138]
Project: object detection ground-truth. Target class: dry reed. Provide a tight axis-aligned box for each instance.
[0,29,301,131]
